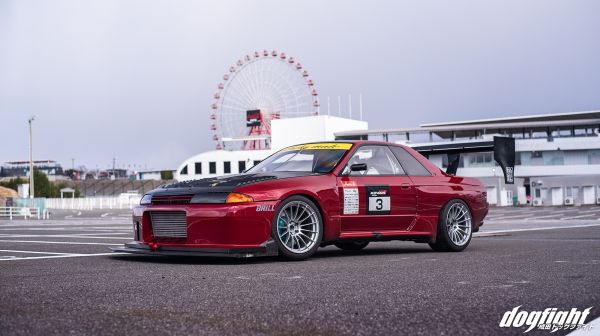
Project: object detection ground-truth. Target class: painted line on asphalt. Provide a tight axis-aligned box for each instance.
[0,249,75,255]
[0,239,122,246]
[567,314,599,335]
[560,213,598,220]
[475,223,600,236]
[0,252,128,262]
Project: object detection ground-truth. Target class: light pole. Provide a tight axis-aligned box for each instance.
[28,117,35,203]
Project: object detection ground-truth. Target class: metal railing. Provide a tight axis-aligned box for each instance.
[0,207,49,220]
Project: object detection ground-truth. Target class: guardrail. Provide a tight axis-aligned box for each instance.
[45,196,142,210]
[0,207,49,220]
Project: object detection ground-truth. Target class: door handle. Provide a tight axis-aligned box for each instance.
[400,183,411,190]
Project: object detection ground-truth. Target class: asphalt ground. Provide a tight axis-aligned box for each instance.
[0,207,599,336]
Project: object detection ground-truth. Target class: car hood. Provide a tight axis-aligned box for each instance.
[148,171,319,197]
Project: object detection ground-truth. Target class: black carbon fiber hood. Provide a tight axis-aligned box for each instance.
[147,171,318,197]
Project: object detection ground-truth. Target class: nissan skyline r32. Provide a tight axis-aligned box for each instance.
[113,141,489,260]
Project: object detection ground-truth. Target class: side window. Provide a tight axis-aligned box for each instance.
[389,146,432,176]
[344,146,405,176]
[180,165,188,175]
[209,162,216,174]
[194,162,202,175]
[238,160,246,173]
[223,161,231,174]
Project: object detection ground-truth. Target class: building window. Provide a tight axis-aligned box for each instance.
[209,162,216,174]
[253,160,261,167]
[543,151,564,166]
[468,153,493,167]
[180,165,188,175]
[223,161,231,174]
[238,161,246,173]
[195,162,202,175]
[589,150,600,164]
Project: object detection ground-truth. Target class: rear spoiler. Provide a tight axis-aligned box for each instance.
[410,136,515,184]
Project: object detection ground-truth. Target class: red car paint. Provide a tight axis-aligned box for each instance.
[121,141,488,257]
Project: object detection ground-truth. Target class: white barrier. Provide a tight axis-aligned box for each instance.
[0,207,49,220]
[45,196,142,210]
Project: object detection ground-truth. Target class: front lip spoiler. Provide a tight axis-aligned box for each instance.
[110,240,278,258]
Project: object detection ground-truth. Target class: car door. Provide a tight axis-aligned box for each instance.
[337,145,417,233]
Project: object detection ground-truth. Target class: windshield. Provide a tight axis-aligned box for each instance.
[246,143,353,174]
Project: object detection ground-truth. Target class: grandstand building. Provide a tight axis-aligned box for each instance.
[0,160,64,181]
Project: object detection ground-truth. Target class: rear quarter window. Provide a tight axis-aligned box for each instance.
[389,146,432,176]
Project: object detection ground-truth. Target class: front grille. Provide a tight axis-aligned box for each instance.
[151,194,193,205]
[150,211,187,238]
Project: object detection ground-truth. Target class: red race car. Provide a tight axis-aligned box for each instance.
[113,141,488,260]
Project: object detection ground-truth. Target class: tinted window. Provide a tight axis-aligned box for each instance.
[209,162,216,174]
[343,146,404,176]
[238,160,246,173]
[194,162,202,175]
[180,165,188,175]
[389,146,432,176]
[223,161,231,174]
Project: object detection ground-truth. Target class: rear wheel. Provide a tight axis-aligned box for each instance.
[272,196,323,261]
[429,199,472,252]
[334,241,369,251]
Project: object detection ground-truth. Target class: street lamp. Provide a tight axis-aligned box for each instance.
[28,116,35,203]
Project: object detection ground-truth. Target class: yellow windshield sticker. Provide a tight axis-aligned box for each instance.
[282,143,353,151]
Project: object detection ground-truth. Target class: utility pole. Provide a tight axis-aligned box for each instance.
[112,157,116,180]
[359,93,363,121]
[28,117,35,203]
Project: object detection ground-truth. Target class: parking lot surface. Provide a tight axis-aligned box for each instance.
[1,207,599,335]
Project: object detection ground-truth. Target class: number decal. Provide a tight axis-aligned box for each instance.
[366,186,391,215]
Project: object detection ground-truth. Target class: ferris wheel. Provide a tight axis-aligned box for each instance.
[210,50,320,150]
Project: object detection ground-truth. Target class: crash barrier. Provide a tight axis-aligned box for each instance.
[0,207,49,220]
[45,195,142,210]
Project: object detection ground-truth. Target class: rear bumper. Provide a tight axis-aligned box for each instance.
[111,240,278,258]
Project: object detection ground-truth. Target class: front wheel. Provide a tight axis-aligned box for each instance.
[429,199,473,252]
[272,196,323,261]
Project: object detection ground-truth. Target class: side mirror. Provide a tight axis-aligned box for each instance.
[350,163,367,172]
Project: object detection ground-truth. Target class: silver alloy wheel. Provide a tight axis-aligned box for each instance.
[445,202,472,246]
[276,201,320,254]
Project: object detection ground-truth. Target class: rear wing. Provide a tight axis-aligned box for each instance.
[411,136,515,184]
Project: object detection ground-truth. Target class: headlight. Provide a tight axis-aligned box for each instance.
[225,192,254,203]
[140,194,152,205]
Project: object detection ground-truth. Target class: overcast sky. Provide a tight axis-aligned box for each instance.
[1,0,599,171]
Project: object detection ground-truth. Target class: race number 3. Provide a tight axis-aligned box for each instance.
[367,186,391,215]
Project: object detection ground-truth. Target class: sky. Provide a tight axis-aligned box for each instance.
[1,0,599,171]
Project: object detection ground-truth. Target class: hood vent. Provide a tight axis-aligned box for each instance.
[236,176,277,186]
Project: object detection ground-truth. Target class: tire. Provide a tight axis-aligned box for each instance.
[271,196,323,261]
[429,199,473,252]
[334,241,369,251]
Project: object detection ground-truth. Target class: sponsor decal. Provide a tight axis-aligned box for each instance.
[340,180,357,188]
[282,143,353,152]
[256,204,276,212]
[343,187,359,215]
[499,306,593,333]
[367,186,391,215]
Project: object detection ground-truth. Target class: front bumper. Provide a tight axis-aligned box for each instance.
[112,240,278,258]
[112,201,280,257]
